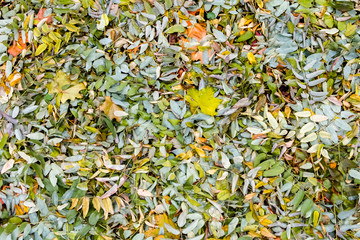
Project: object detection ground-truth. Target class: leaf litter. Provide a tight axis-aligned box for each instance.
[0,0,359,239]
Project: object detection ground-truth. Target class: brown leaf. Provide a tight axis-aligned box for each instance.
[100,96,124,122]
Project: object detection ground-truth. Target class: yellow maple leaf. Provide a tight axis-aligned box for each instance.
[185,87,222,116]
[100,96,125,122]
[47,71,85,105]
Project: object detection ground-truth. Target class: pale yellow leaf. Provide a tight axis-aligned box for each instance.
[137,189,153,197]
[260,227,276,238]
[1,159,14,174]
[82,196,89,218]
[92,196,101,212]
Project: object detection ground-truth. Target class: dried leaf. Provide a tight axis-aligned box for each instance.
[100,96,124,122]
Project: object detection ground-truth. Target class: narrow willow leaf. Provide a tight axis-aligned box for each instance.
[35,43,47,56]
[300,132,317,142]
[82,197,89,218]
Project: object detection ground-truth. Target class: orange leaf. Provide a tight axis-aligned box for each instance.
[252,133,267,140]
[154,236,166,240]
[145,228,160,238]
[191,51,203,62]
[8,36,27,57]
[191,50,211,64]
[329,162,337,169]
[36,8,52,24]
[187,23,207,42]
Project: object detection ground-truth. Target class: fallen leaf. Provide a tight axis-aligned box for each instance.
[35,8,53,24]
[1,159,14,174]
[7,72,22,87]
[82,197,89,218]
[8,36,27,57]
[100,184,119,199]
[145,214,180,239]
[137,189,153,197]
[100,96,124,122]
[47,71,85,104]
[185,87,222,116]
[247,52,257,64]
[260,227,276,238]
[187,23,207,41]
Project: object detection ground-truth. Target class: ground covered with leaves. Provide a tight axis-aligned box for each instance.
[0,0,360,239]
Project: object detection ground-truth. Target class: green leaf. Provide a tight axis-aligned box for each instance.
[301,199,313,216]
[35,43,47,56]
[315,0,329,5]
[81,0,89,8]
[263,163,284,177]
[0,133,8,149]
[185,87,222,116]
[345,23,357,37]
[88,211,101,225]
[165,0,172,9]
[103,117,116,137]
[329,1,354,11]
[207,12,216,20]
[75,225,91,240]
[292,190,305,209]
[187,195,201,206]
[324,14,333,28]
[217,190,231,200]
[298,0,313,8]
[338,21,346,31]
[287,22,294,33]
[165,24,186,34]
[237,31,254,42]
[143,1,155,15]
